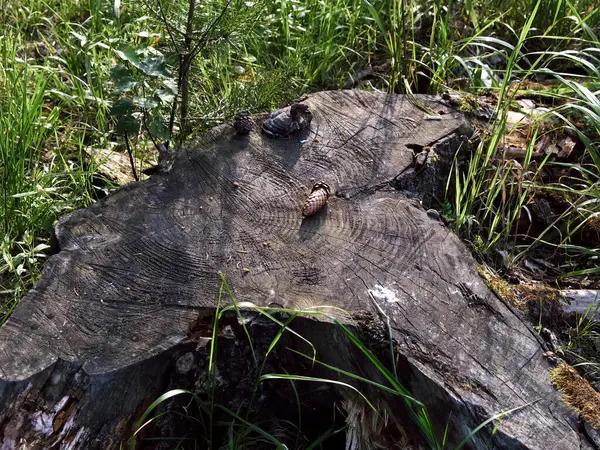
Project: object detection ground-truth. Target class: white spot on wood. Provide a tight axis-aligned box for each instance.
[30,397,71,436]
[31,411,54,436]
[369,285,400,303]
[63,426,88,450]
[54,395,70,412]
[176,352,195,375]
[51,372,62,385]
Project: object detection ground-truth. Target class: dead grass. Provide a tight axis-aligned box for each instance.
[512,282,563,304]
[512,282,567,329]
[550,363,600,430]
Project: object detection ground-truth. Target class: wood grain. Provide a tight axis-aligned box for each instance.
[0,91,584,449]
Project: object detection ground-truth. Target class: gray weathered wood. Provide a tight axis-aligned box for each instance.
[0,91,585,449]
[561,289,600,319]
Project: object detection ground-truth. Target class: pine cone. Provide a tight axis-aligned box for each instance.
[233,110,254,135]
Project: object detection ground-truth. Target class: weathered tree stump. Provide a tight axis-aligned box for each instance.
[0,91,587,449]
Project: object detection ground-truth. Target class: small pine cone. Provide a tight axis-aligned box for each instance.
[233,110,254,135]
[302,182,331,217]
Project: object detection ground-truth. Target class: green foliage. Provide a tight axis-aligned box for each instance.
[109,47,175,141]
[0,34,98,320]
[443,0,600,276]
[560,295,600,386]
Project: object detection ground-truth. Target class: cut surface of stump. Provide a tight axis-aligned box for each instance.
[0,91,585,449]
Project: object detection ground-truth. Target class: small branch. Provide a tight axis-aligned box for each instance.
[189,0,233,61]
[124,134,139,182]
[184,0,196,50]
[142,0,185,46]
[141,110,163,154]
[179,0,197,140]
[167,0,232,148]
[166,90,178,150]
[155,0,182,52]
[140,82,167,153]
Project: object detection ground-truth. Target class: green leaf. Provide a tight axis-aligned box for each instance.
[114,77,137,94]
[139,55,171,78]
[111,65,137,93]
[115,114,140,136]
[110,64,129,81]
[70,31,87,47]
[110,97,134,117]
[156,87,175,104]
[147,114,170,141]
[115,45,143,69]
[130,389,191,447]
[162,79,178,94]
[164,51,180,67]
[133,96,159,110]
[137,31,161,38]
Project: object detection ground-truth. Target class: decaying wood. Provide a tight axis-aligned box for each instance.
[0,91,587,449]
[561,289,600,319]
[83,146,157,185]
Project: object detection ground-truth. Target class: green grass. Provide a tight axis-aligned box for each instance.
[0,30,100,321]
[441,0,600,274]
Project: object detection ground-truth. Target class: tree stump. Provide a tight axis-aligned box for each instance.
[0,91,586,449]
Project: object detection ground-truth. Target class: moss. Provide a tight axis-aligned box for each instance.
[457,93,478,115]
[550,363,600,430]
[477,265,521,308]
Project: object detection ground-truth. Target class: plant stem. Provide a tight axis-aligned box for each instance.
[124,134,139,182]
[179,0,196,141]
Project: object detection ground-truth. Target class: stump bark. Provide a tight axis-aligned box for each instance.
[0,91,587,449]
